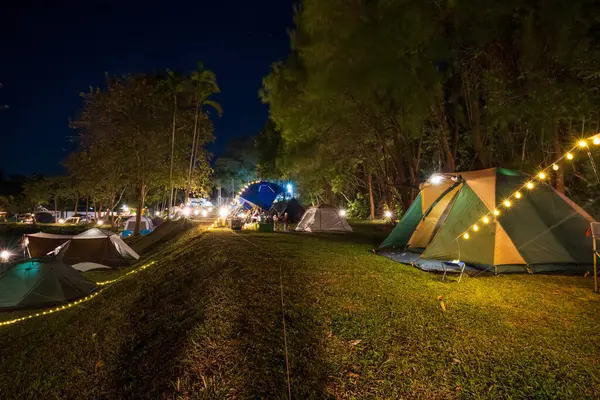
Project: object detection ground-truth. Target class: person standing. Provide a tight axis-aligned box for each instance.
[282,212,289,232]
[273,214,279,231]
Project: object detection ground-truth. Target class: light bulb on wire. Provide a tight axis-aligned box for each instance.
[538,172,546,180]
[482,216,490,224]
[578,140,588,148]
[566,153,574,160]
[526,182,534,189]
[515,191,522,199]
[552,164,559,171]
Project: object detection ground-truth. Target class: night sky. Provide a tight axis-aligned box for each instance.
[0,1,293,176]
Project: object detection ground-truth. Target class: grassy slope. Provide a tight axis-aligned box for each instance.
[0,224,599,399]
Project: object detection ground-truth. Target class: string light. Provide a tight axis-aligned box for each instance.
[0,260,157,328]
[454,132,600,244]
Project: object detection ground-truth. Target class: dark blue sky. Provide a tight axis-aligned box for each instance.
[0,0,293,176]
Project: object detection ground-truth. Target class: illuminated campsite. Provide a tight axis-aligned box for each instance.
[2,1,600,399]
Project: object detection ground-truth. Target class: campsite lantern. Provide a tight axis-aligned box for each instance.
[339,209,347,217]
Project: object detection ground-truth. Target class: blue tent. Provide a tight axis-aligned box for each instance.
[238,181,283,211]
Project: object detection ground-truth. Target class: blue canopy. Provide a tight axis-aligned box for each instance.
[239,181,283,211]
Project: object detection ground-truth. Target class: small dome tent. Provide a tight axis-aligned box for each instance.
[54,228,140,269]
[295,204,353,233]
[270,198,305,223]
[378,168,595,274]
[121,216,154,237]
[0,259,97,310]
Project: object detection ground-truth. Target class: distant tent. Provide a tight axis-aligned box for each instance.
[238,181,283,210]
[270,199,305,223]
[0,258,97,310]
[295,204,353,233]
[378,168,595,273]
[24,232,74,258]
[55,228,140,268]
[121,216,154,237]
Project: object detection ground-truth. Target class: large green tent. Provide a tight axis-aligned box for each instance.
[0,258,97,309]
[379,168,595,273]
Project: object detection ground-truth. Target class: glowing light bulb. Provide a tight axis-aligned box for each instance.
[594,137,600,145]
[58,218,65,224]
[201,210,208,217]
[384,211,392,218]
[0,250,11,262]
[503,200,511,208]
[463,232,470,239]
[526,182,534,189]
[515,191,522,199]
[472,224,479,232]
[430,174,443,185]
[566,153,574,160]
[552,164,559,171]
[339,209,347,217]
[493,209,500,216]
[538,172,546,180]
[97,220,103,225]
[578,140,587,148]
[482,216,490,224]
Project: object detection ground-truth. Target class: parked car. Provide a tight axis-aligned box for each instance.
[34,212,56,224]
[16,213,34,224]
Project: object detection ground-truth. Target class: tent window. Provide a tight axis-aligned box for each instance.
[126,221,135,231]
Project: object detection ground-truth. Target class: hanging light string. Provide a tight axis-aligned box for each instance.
[455,134,600,242]
[208,180,260,230]
[0,260,157,328]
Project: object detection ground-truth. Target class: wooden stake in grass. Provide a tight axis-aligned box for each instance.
[437,296,446,312]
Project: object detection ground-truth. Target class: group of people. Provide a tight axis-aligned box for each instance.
[248,210,290,231]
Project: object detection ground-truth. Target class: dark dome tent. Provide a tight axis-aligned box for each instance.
[54,228,140,268]
[270,198,305,223]
[0,259,97,310]
[378,168,595,274]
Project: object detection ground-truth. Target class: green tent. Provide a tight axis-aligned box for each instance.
[0,258,97,309]
[379,168,595,273]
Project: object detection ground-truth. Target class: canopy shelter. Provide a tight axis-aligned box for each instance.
[0,258,97,310]
[54,228,140,268]
[238,181,284,211]
[121,216,154,238]
[24,232,74,258]
[270,198,305,223]
[296,204,353,233]
[378,168,595,273]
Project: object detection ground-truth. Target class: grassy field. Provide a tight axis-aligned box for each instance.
[0,223,599,399]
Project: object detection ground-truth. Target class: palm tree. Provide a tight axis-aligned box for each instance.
[166,70,185,216]
[185,62,222,204]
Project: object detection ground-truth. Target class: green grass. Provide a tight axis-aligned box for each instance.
[0,224,599,399]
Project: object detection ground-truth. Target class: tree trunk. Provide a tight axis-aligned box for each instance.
[368,172,375,220]
[73,196,79,214]
[434,102,456,172]
[134,184,147,236]
[185,92,201,205]
[553,123,565,193]
[168,96,177,217]
[85,197,89,221]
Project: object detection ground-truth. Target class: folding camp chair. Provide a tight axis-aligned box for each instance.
[591,222,600,293]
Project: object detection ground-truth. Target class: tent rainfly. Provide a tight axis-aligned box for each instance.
[0,259,97,310]
[54,228,140,268]
[24,232,74,258]
[378,168,595,273]
[295,204,353,233]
